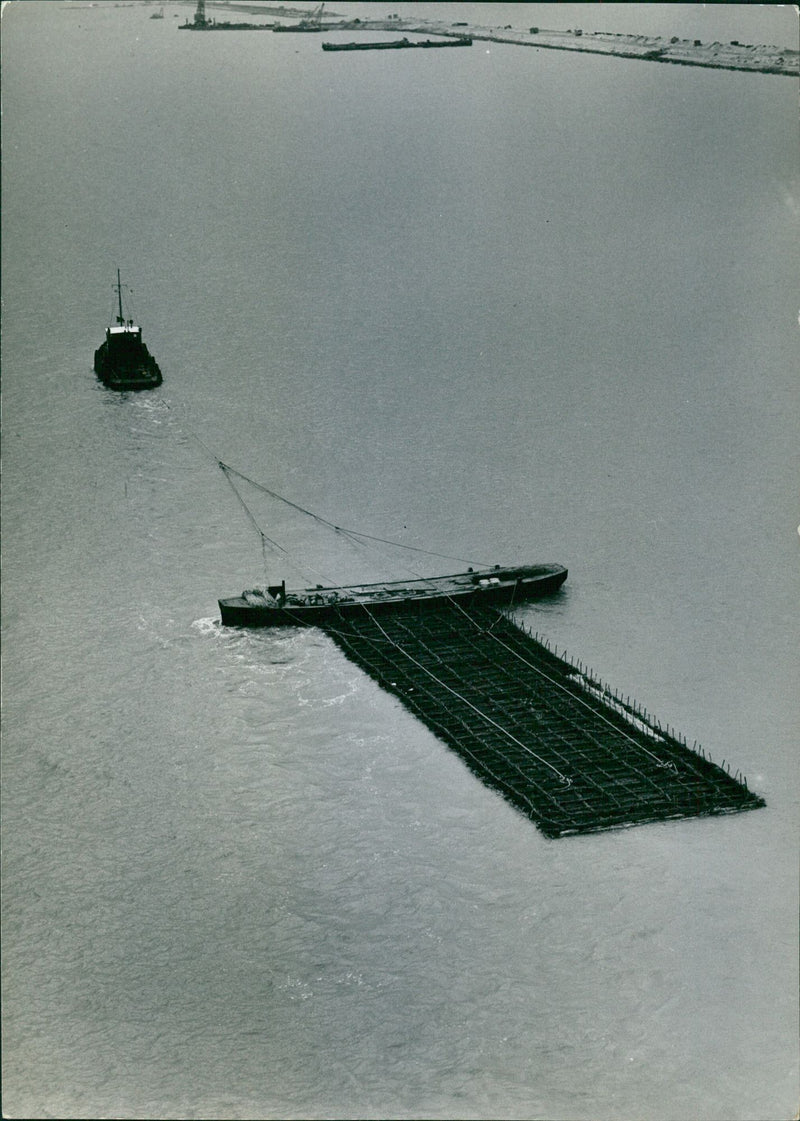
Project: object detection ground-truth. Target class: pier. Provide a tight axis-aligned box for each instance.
[321,604,764,838]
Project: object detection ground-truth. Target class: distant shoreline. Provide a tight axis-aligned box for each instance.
[170,0,797,75]
[359,21,798,77]
[188,3,798,77]
[435,24,798,77]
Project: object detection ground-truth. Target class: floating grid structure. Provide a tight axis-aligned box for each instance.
[321,604,764,838]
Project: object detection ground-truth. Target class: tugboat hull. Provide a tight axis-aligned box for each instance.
[94,342,162,391]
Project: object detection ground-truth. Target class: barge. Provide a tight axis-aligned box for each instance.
[324,604,766,838]
[211,462,764,837]
[219,563,567,627]
[322,36,472,51]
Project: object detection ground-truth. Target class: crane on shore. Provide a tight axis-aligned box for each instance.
[303,3,324,28]
[191,0,209,27]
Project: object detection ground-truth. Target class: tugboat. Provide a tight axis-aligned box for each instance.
[94,270,162,391]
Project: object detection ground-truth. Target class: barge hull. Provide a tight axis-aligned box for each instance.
[322,37,472,51]
[218,564,567,627]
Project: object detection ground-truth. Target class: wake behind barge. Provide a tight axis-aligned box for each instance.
[219,564,567,627]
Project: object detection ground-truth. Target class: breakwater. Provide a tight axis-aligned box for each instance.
[186,8,797,76]
[303,18,796,75]
[321,604,764,838]
[180,21,274,30]
[452,25,797,76]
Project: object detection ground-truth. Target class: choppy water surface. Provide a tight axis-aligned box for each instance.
[2,3,797,1118]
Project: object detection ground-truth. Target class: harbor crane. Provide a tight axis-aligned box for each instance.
[191,0,209,27]
[305,2,324,28]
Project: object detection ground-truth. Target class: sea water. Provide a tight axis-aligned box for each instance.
[2,3,798,1118]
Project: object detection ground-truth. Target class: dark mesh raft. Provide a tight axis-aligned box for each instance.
[320,604,764,838]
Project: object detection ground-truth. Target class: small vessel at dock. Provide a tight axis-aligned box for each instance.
[322,36,472,51]
[94,271,162,391]
[219,564,567,627]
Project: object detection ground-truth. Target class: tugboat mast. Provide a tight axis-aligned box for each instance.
[115,268,124,325]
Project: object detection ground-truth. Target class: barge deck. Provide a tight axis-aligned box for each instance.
[320,604,764,838]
